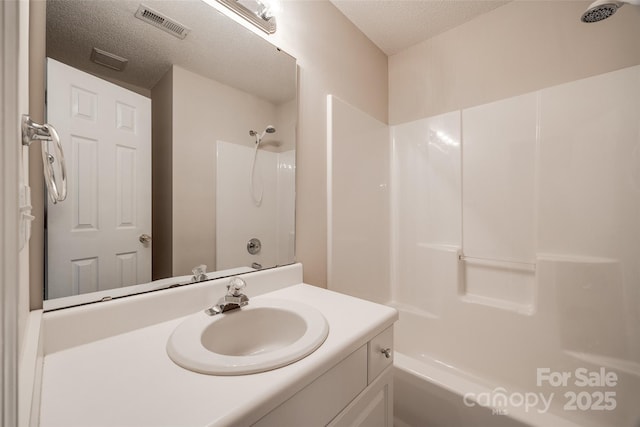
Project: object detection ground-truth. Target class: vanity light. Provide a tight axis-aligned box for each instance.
[213,0,277,34]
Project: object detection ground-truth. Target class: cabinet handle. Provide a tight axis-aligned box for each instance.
[381,348,392,359]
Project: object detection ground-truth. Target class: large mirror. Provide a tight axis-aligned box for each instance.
[43,0,297,309]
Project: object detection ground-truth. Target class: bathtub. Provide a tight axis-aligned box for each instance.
[390,303,639,427]
[393,352,579,427]
[394,352,527,427]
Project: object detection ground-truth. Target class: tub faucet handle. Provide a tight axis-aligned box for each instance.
[381,348,392,359]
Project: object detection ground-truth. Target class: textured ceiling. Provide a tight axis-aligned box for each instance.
[329,0,512,55]
[47,0,512,98]
[46,0,296,104]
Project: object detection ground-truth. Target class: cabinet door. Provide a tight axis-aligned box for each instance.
[368,326,393,384]
[253,346,367,427]
[329,366,393,427]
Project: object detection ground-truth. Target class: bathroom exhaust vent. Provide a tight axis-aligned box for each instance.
[90,48,128,71]
[134,4,191,40]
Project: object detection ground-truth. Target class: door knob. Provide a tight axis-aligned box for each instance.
[139,234,152,244]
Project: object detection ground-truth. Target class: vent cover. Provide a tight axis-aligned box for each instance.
[134,4,191,39]
[90,48,128,71]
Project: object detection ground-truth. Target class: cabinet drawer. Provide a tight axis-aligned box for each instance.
[367,326,393,384]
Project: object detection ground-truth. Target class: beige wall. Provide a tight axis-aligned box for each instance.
[328,95,390,303]
[171,65,279,276]
[276,98,297,153]
[150,68,173,280]
[2,3,23,422]
[389,0,640,125]
[28,0,45,310]
[17,0,31,353]
[266,1,389,287]
[27,0,389,297]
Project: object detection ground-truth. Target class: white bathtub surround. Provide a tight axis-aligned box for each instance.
[393,65,640,427]
[462,93,538,311]
[26,264,398,426]
[390,111,461,317]
[216,141,295,270]
[327,95,390,304]
[328,65,640,426]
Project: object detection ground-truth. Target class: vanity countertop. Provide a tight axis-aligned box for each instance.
[39,283,397,426]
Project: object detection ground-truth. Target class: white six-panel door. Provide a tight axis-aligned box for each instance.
[46,58,151,299]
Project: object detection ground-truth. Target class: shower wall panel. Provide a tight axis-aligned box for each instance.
[461,94,537,264]
[390,112,461,315]
[216,141,278,271]
[461,93,538,311]
[538,65,640,360]
[327,95,390,304]
[384,67,640,426]
[391,65,640,322]
[276,149,296,267]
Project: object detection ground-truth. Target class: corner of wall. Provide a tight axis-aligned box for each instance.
[150,67,174,279]
[28,0,46,311]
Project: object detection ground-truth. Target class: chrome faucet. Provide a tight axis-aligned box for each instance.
[204,277,249,316]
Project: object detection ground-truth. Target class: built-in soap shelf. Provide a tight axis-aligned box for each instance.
[458,254,536,272]
[458,251,536,314]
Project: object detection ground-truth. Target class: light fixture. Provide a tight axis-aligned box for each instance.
[214,0,277,34]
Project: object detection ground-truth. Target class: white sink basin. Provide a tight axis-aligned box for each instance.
[167,299,329,375]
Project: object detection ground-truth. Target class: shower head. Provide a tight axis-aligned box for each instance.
[249,125,276,144]
[581,0,640,22]
[581,0,622,22]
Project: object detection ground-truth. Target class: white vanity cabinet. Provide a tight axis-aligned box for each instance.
[34,267,399,427]
[328,366,393,427]
[254,326,394,427]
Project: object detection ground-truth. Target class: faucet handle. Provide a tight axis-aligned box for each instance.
[227,277,247,296]
[191,264,208,283]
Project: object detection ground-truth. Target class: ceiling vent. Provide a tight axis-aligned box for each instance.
[90,48,128,71]
[134,4,191,40]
